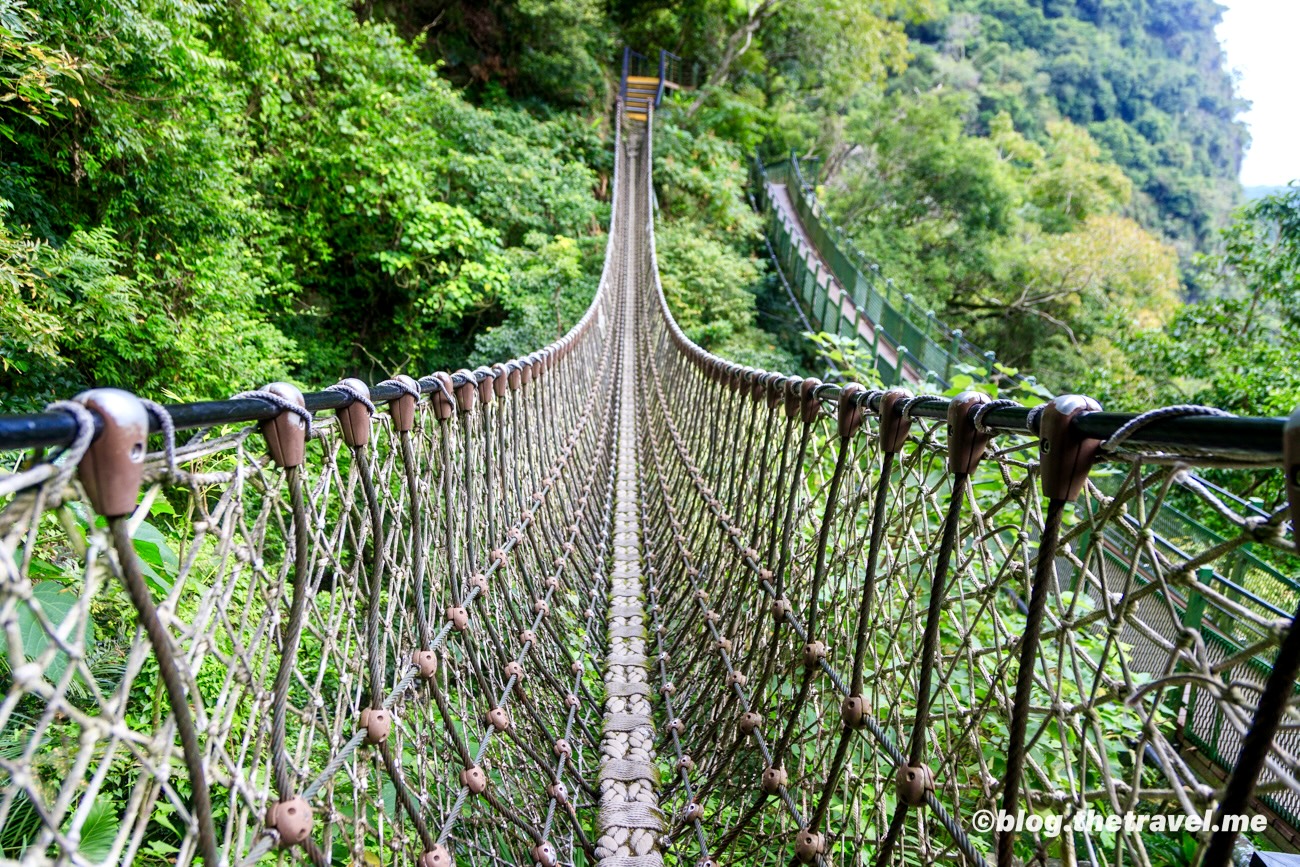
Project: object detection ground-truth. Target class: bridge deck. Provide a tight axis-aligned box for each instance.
[595,136,664,865]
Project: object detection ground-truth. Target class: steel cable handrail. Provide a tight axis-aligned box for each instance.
[0,104,633,867]
[0,75,1298,867]
[637,109,1300,867]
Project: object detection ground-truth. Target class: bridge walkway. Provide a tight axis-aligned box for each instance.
[0,59,1295,867]
[594,131,665,866]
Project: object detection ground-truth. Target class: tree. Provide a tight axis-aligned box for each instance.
[0,0,609,407]
[0,0,83,142]
[653,110,798,371]
[964,214,1180,391]
[821,98,1179,389]
[1105,186,1300,415]
[905,0,1247,251]
[1028,120,1131,232]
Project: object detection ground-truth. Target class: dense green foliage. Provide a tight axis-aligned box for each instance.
[602,0,1286,415]
[744,0,1253,397]
[819,95,1183,388]
[0,0,611,409]
[1091,185,1300,416]
[2,0,1293,423]
[385,0,613,108]
[903,0,1246,255]
[659,0,1293,417]
[652,112,797,370]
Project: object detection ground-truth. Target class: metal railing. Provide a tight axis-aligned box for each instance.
[621,47,698,109]
[0,86,1297,867]
[754,154,1030,391]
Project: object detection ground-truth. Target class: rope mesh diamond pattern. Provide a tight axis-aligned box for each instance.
[634,117,1300,867]
[0,114,1297,867]
[0,114,631,867]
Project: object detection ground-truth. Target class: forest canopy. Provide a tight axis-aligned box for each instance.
[1,0,1291,419]
[0,0,610,408]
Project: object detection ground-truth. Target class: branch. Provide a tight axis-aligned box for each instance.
[948,296,1080,345]
[686,0,781,117]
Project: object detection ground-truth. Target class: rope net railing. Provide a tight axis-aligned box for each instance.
[1,84,1300,867]
[0,109,634,867]
[635,114,1300,866]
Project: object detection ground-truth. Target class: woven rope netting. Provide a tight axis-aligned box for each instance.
[631,119,1300,867]
[0,114,1297,867]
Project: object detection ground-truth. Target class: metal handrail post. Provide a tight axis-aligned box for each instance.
[656,50,667,105]
[620,46,630,101]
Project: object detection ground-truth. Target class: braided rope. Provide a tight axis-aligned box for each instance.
[229,388,315,433]
[0,113,1296,867]
[324,381,377,416]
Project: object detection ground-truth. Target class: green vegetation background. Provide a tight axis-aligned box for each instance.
[1,0,1297,417]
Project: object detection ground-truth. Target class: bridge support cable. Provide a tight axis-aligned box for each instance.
[0,112,639,867]
[634,93,1300,867]
[4,65,1300,867]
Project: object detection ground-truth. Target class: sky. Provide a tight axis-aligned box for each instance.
[1216,0,1300,187]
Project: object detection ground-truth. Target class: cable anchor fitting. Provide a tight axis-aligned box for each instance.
[794,829,826,863]
[357,708,391,745]
[453,369,478,414]
[419,848,452,867]
[947,391,994,474]
[386,374,420,433]
[896,763,935,807]
[266,796,312,848]
[1038,395,1104,501]
[333,378,372,448]
[256,383,309,468]
[878,387,915,454]
[838,383,867,439]
[428,372,455,420]
[74,388,149,517]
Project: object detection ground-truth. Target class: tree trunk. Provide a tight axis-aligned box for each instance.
[686,0,781,117]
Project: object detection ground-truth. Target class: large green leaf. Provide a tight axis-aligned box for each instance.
[15,582,82,683]
[129,520,179,596]
[80,517,179,597]
[61,799,118,864]
[0,794,41,857]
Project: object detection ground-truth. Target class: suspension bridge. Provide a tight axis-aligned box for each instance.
[1,53,1300,867]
